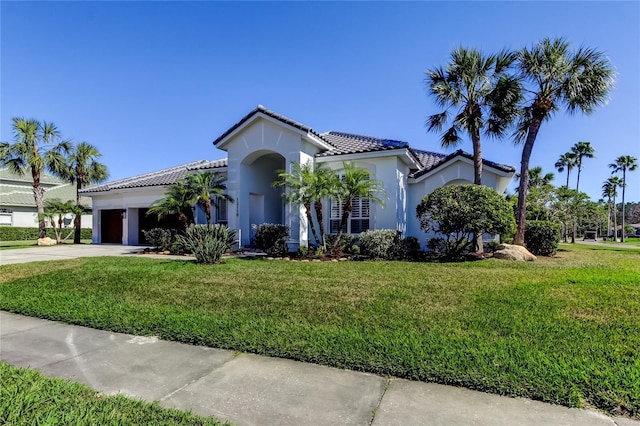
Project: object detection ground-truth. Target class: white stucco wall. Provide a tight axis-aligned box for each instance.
[2,206,92,231]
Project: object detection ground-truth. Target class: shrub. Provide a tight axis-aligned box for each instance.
[253,223,289,256]
[426,237,471,257]
[359,229,405,260]
[176,224,235,264]
[0,227,92,241]
[142,228,176,252]
[417,184,515,257]
[525,220,560,256]
[403,236,422,260]
[324,233,356,255]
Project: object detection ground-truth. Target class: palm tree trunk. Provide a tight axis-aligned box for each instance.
[621,168,626,243]
[305,202,320,246]
[515,118,543,246]
[314,200,325,248]
[613,195,618,242]
[32,170,47,239]
[471,131,483,254]
[566,170,570,188]
[576,166,581,191]
[606,203,611,239]
[337,199,353,242]
[205,199,212,224]
[74,178,82,244]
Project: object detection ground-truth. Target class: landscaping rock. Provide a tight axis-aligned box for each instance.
[37,237,57,246]
[493,244,536,261]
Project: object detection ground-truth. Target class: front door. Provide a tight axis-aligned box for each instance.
[101,209,123,244]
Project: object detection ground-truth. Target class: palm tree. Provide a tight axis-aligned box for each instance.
[426,47,521,185]
[147,182,195,231]
[516,166,554,190]
[609,155,638,242]
[601,180,616,239]
[0,118,70,238]
[555,152,577,187]
[274,162,335,247]
[42,199,85,243]
[513,38,614,245]
[604,176,622,241]
[570,141,595,191]
[335,162,385,241]
[58,142,109,243]
[185,171,234,224]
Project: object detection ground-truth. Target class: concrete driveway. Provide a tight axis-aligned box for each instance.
[0,244,146,266]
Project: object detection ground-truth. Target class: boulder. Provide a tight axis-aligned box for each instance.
[37,237,57,246]
[493,244,536,261]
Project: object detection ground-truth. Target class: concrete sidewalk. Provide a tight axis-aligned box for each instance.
[1,312,637,426]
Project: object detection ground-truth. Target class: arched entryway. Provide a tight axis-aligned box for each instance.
[239,150,286,245]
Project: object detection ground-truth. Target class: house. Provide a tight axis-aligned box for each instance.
[81,106,515,247]
[0,168,92,228]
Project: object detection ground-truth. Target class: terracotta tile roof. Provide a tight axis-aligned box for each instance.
[81,159,227,193]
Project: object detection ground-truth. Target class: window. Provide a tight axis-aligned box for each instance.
[329,195,370,234]
[216,199,228,224]
[0,208,12,226]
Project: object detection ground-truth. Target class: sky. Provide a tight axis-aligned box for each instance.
[1,1,639,203]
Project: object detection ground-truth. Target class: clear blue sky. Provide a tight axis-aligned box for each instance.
[2,1,639,202]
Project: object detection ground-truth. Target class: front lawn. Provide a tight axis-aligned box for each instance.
[0,362,225,425]
[0,244,638,418]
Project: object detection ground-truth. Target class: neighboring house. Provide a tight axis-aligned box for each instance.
[81,105,515,247]
[0,168,92,228]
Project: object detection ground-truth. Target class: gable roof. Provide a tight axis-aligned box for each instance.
[410,149,515,178]
[317,131,410,157]
[213,105,332,148]
[0,168,67,186]
[81,159,227,194]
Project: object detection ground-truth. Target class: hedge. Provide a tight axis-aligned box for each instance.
[0,227,92,241]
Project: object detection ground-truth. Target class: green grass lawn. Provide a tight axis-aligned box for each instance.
[0,244,638,418]
[0,239,92,250]
[0,362,225,425]
[601,238,640,246]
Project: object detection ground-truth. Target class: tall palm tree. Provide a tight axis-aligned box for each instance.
[570,141,595,191]
[604,176,622,241]
[426,47,521,185]
[147,182,195,231]
[555,152,577,187]
[335,162,385,241]
[609,155,638,242]
[185,171,234,224]
[513,38,614,245]
[0,118,70,238]
[601,180,616,239]
[59,142,109,243]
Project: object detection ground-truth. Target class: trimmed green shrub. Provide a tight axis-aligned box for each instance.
[176,224,235,264]
[427,237,471,257]
[0,227,92,241]
[525,220,560,256]
[403,236,422,260]
[253,223,289,256]
[142,228,176,252]
[359,229,405,260]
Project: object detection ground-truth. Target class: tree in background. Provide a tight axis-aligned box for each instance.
[609,155,638,242]
[41,199,85,243]
[555,152,577,188]
[59,142,109,243]
[513,38,614,245]
[570,141,595,192]
[601,181,616,239]
[603,176,622,241]
[0,118,70,238]
[426,47,521,185]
